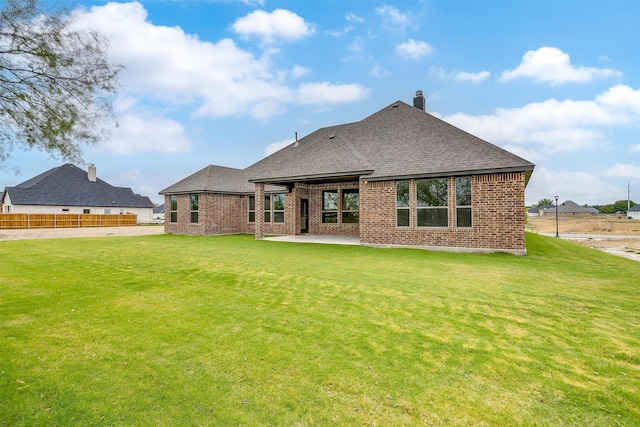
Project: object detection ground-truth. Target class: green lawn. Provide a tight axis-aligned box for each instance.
[1,233,638,426]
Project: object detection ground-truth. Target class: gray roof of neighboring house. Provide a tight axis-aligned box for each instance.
[247,101,535,184]
[528,204,554,213]
[153,204,165,214]
[546,200,599,214]
[628,204,640,212]
[159,165,285,195]
[2,164,154,208]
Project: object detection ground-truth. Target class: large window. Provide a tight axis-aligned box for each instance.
[170,195,178,223]
[322,190,338,223]
[264,195,271,222]
[341,189,359,223]
[396,181,410,227]
[248,196,255,223]
[273,193,285,223]
[190,194,199,223]
[456,177,472,228]
[417,178,448,227]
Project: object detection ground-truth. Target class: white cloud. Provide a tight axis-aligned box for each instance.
[264,138,294,156]
[368,65,390,77]
[501,47,622,85]
[439,85,640,156]
[454,71,491,83]
[346,12,364,24]
[71,2,368,129]
[376,5,413,30]
[525,166,621,206]
[290,65,310,79]
[296,82,370,105]
[630,144,640,153]
[395,39,432,60]
[602,164,640,178]
[99,101,190,154]
[232,9,314,44]
[431,67,490,83]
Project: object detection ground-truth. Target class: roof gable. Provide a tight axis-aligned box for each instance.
[4,164,154,208]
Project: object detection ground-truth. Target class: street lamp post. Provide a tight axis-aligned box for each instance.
[555,195,559,238]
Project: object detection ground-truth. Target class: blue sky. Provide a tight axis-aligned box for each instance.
[1,0,638,206]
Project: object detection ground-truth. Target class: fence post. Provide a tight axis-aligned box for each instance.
[78,214,80,228]
[27,213,30,229]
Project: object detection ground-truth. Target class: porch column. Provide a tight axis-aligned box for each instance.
[254,183,265,240]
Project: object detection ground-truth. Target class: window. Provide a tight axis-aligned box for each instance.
[396,181,410,227]
[342,189,359,223]
[170,195,177,222]
[417,178,448,227]
[264,195,271,222]
[322,190,338,223]
[248,196,255,223]
[104,209,111,214]
[273,193,285,223]
[456,177,472,228]
[190,194,198,223]
[83,209,90,214]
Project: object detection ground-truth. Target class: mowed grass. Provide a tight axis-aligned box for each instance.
[1,233,638,426]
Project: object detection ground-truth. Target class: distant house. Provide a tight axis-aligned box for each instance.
[153,204,165,220]
[527,204,554,217]
[628,204,640,220]
[161,92,535,254]
[1,164,155,223]
[545,200,599,217]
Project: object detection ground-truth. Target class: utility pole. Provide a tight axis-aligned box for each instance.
[628,181,631,211]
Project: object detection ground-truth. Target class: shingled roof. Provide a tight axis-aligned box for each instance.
[2,164,154,208]
[247,100,534,185]
[160,97,535,194]
[159,165,285,195]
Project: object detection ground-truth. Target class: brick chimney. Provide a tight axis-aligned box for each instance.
[413,90,425,111]
[88,164,96,182]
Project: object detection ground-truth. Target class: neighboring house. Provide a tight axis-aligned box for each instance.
[160,92,535,254]
[628,204,640,220]
[545,200,599,217]
[153,204,165,220]
[1,164,155,223]
[527,204,554,217]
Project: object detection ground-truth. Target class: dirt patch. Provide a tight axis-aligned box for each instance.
[0,225,164,241]
[527,216,640,262]
[527,215,640,235]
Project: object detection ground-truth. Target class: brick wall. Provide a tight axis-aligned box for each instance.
[164,172,527,253]
[360,172,527,252]
[164,193,248,236]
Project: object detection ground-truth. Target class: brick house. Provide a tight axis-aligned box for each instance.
[160,92,535,254]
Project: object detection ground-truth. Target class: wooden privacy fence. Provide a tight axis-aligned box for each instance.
[0,213,137,230]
